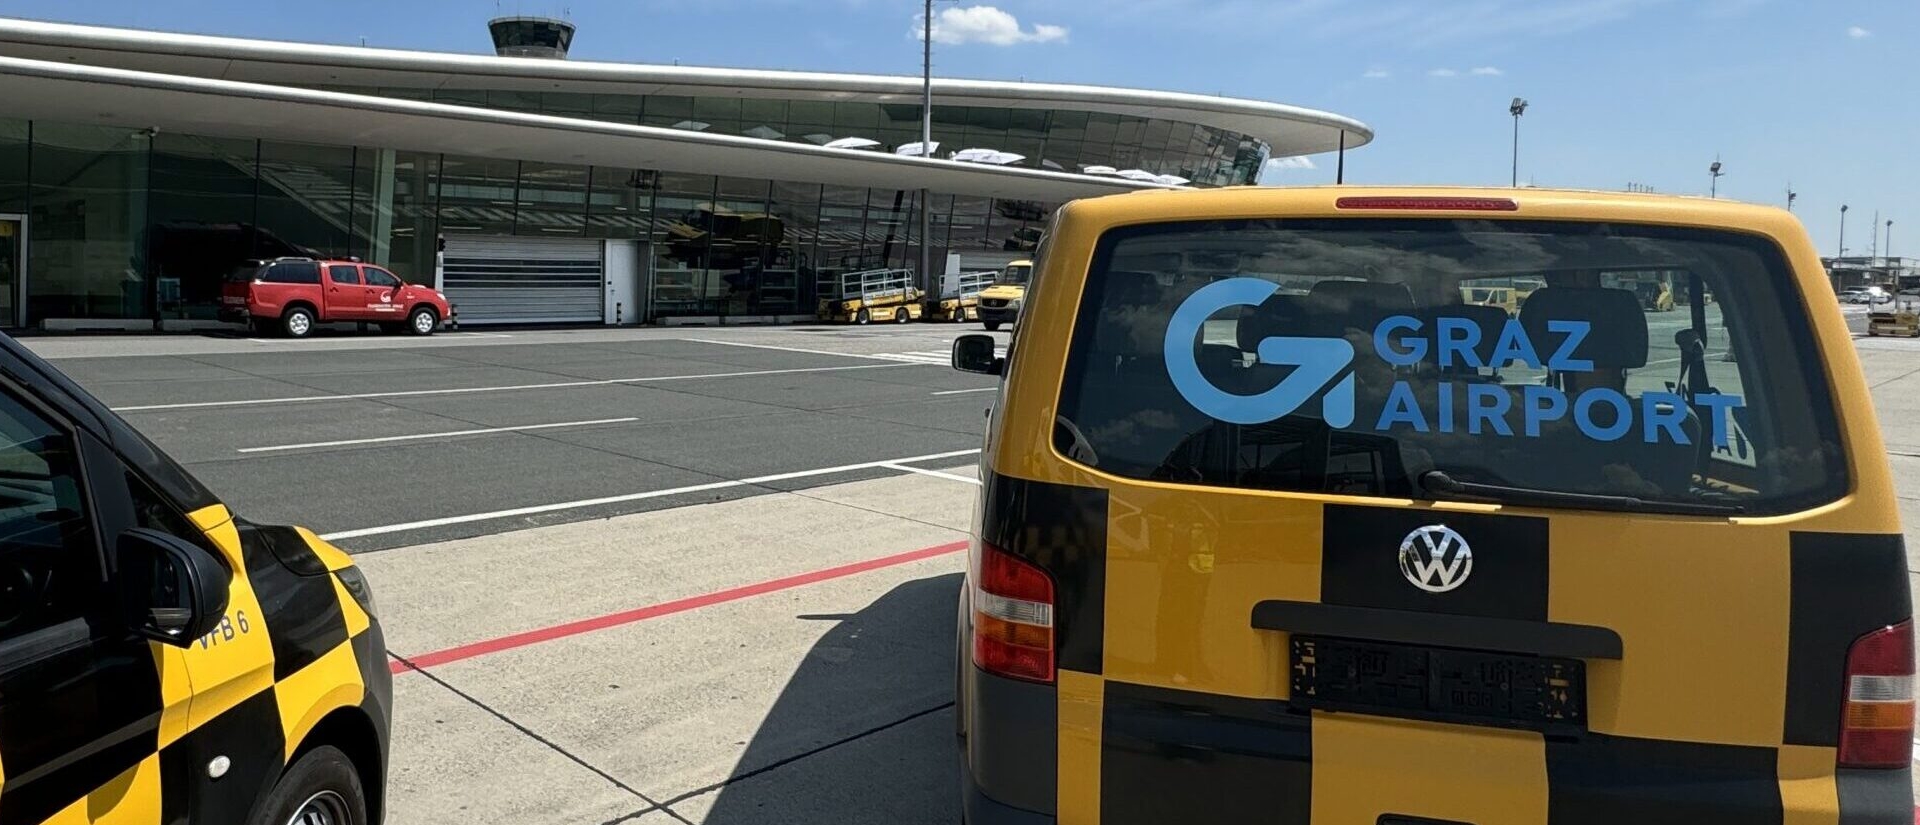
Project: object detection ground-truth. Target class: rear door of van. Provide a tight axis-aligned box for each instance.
[984,198,1910,825]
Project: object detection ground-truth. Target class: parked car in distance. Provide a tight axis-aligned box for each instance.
[223,257,450,338]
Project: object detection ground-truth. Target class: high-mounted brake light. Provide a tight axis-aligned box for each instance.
[1838,620,1914,768]
[1335,196,1519,212]
[972,542,1055,684]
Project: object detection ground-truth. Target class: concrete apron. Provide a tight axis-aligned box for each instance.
[358,464,979,824]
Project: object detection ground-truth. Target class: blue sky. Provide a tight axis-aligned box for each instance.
[6,0,1915,253]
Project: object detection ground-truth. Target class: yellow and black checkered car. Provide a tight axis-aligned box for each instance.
[954,187,1911,825]
[0,333,390,825]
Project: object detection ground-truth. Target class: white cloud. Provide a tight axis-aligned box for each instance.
[1848,25,1871,39]
[1265,156,1317,172]
[1362,68,1391,79]
[913,5,1068,46]
[1427,68,1459,78]
[1470,66,1503,76]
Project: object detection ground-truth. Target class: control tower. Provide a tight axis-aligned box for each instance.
[487,16,574,59]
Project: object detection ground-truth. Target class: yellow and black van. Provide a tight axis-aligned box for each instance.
[0,333,389,824]
[978,260,1034,331]
[952,188,1909,824]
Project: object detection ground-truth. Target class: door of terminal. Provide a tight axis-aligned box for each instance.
[0,215,23,328]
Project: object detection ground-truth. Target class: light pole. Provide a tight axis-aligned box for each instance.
[918,0,934,307]
[1508,97,1528,188]
[1786,186,1796,212]
[1888,219,1895,260]
[1839,204,1849,258]
[1708,157,1724,198]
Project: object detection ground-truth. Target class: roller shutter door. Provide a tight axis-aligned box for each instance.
[442,235,603,324]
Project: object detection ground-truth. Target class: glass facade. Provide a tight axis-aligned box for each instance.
[0,116,1072,326]
[313,87,1274,187]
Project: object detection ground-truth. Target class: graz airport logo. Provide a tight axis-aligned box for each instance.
[1162,277,1745,447]
[1399,524,1472,593]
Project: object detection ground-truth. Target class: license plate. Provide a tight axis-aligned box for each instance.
[1289,635,1586,733]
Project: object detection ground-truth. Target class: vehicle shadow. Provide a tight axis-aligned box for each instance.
[691,572,963,825]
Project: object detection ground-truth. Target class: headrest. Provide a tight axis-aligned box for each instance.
[1237,293,1306,352]
[1518,287,1648,369]
[1305,280,1414,338]
[1416,303,1510,366]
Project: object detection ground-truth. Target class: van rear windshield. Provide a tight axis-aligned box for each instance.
[1055,219,1846,515]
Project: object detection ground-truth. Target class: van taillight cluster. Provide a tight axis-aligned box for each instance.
[972,543,1055,684]
[1838,619,1914,769]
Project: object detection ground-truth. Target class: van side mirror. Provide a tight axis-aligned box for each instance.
[117,528,231,647]
[952,334,1003,376]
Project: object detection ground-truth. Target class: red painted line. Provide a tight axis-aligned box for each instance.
[390,540,968,675]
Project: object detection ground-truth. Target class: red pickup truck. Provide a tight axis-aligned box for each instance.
[222,257,451,338]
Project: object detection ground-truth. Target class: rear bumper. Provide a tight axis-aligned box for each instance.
[1837,767,1913,825]
[960,744,1054,825]
[977,307,1019,323]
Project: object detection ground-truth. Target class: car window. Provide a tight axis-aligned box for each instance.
[0,388,99,642]
[1055,218,1845,515]
[264,262,321,285]
[328,265,362,285]
[363,268,401,288]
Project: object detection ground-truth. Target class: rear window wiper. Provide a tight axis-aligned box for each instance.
[1418,469,1745,516]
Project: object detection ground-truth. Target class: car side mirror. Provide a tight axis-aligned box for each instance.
[117,528,231,647]
[952,334,1003,376]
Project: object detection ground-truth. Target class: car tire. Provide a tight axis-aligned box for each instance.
[246,745,367,825]
[407,306,438,336]
[855,309,870,325]
[282,307,316,339]
[983,321,1001,331]
[896,308,911,324]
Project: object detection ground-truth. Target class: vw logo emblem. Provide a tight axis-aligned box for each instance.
[1399,524,1472,593]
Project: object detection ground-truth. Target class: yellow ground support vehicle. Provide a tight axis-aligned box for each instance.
[1460,284,1522,315]
[1868,299,1920,337]
[977,260,1033,331]
[929,270,997,323]
[0,333,388,825]
[950,187,1908,824]
[815,268,924,324]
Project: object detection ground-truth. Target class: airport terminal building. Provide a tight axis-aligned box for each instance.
[0,16,1370,328]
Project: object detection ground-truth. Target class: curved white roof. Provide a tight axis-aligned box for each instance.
[0,17,1373,157]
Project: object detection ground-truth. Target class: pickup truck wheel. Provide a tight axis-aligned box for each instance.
[282,307,315,339]
[407,306,438,336]
[246,745,367,825]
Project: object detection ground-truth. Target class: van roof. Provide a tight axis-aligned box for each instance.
[1076,186,1804,241]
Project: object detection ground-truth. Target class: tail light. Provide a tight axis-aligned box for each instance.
[972,542,1055,684]
[1838,620,1914,768]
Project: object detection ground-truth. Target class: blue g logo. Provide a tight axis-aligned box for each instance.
[1164,278,1355,427]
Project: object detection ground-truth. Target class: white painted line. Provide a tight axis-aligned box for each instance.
[111,362,911,412]
[931,387,996,396]
[880,462,982,485]
[682,338,906,362]
[236,417,639,453]
[318,447,983,541]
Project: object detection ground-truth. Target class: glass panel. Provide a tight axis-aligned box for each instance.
[433,154,518,237]
[29,123,149,320]
[346,147,381,260]
[641,95,693,129]
[0,386,98,643]
[432,89,489,108]
[542,92,593,116]
[255,139,356,263]
[867,188,911,271]
[711,177,773,314]
[487,90,543,113]
[515,161,588,236]
[590,94,644,125]
[1048,110,1088,144]
[147,132,262,320]
[650,172,717,316]
[769,180,820,308]
[1056,219,1844,514]
[363,267,401,288]
[328,264,362,284]
[385,151,439,284]
[947,195,992,258]
[0,119,27,213]
[586,166,652,239]
[693,97,743,135]
[741,99,789,141]
[816,185,869,293]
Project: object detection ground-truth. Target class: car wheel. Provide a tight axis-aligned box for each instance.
[983,321,1001,331]
[246,745,367,825]
[895,308,911,324]
[855,309,870,325]
[407,306,438,336]
[282,307,315,339]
